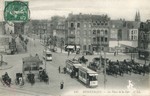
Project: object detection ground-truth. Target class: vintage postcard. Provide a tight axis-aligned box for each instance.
[0,0,149,96]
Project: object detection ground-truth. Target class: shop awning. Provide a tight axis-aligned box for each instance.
[76,46,80,49]
[66,45,74,49]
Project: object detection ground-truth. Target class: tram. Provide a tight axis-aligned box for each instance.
[65,59,98,87]
[66,59,82,76]
[43,49,52,61]
[78,66,98,87]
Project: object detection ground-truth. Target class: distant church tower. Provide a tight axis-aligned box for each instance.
[135,11,141,22]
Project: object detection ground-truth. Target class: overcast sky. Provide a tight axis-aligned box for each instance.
[0,0,150,21]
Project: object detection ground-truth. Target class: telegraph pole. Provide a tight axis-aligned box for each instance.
[104,48,107,89]
[99,38,102,71]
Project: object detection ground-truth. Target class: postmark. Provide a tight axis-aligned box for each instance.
[4,1,30,23]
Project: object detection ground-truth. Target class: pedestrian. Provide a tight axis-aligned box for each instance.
[60,80,64,89]
[63,67,66,74]
[114,51,116,56]
[58,66,61,73]
[68,50,70,56]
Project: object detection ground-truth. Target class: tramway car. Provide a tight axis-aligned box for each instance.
[66,59,82,75]
[78,66,98,87]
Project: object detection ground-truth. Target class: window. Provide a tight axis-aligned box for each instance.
[71,23,74,27]
[89,45,91,50]
[93,23,96,26]
[105,30,108,35]
[131,36,133,40]
[83,45,86,50]
[101,37,104,42]
[97,37,100,42]
[93,30,96,34]
[105,22,108,26]
[105,38,108,42]
[101,22,104,26]
[93,38,96,42]
[97,22,100,26]
[97,30,100,34]
[77,23,80,28]
[134,31,137,34]
[100,30,104,35]
[131,31,133,34]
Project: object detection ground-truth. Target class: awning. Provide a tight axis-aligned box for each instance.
[67,45,74,49]
[76,46,80,49]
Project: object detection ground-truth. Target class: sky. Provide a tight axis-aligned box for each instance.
[0,0,150,21]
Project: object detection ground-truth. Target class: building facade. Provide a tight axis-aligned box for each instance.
[109,12,140,53]
[66,13,110,52]
[138,20,150,60]
[54,19,66,49]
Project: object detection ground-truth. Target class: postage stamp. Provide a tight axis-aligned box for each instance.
[4,1,29,22]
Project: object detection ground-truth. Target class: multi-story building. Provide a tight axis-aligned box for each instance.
[66,13,110,52]
[54,19,66,48]
[109,12,140,53]
[109,20,124,40]
[50,16,66,49]
[138,20,150,60]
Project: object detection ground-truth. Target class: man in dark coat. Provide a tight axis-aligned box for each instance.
[60,80,64,89]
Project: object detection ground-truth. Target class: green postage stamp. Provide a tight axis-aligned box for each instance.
[4,1,29,22]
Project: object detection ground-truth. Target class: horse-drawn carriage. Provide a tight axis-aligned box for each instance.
[22,55,49,84]
[0,72,11,87]
[88,57,109,72]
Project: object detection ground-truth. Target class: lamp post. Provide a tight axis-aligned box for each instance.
[0,54,3,66]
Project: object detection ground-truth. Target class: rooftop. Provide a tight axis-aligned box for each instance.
[67,13,110,21]
[79,66,98,75]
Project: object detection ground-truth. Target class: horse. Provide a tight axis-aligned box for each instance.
[27,73,35,85]
[39,70,49,84]
[78,57,88,64]
[1,75,11,87]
